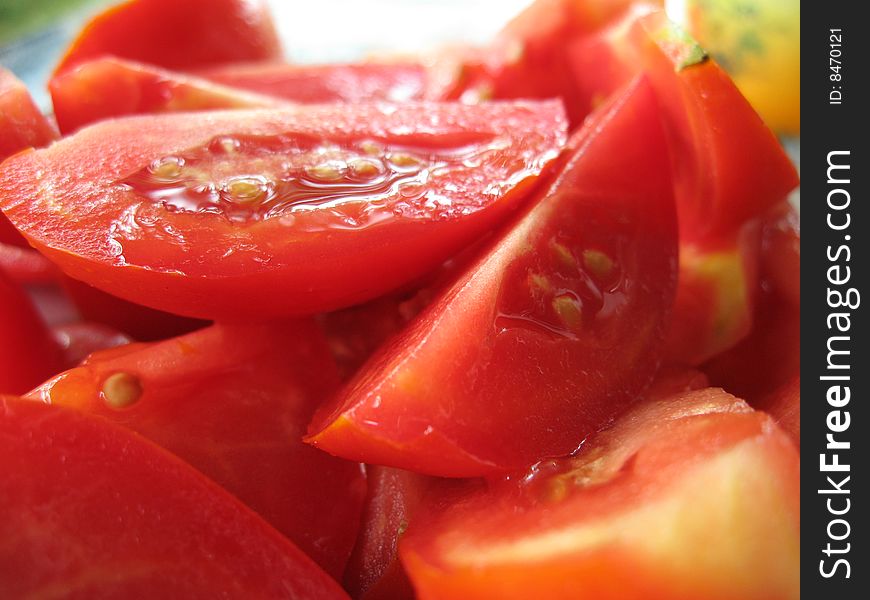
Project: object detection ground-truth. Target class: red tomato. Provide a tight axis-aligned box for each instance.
[665,220,761,365]
[760,375,800,446]
[0,241,56,284]
[448,0,659,125]
[0,396,349,598]
[0,67,59,162]
[1,67,59,252]
[0,101,566,319]
[0,270,63,394]
[51,321,132,369]
[54,0,282,75]
[62,275,208,342]
[27,320,366,577]
[199,62,441,104]
[566,9,798,240]
[761,203,800,308]
[307,78,677,477]
[399,388,800,600]
[343,467,436,600]
[51,57,285,134]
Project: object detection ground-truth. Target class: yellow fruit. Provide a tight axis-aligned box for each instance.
[671,0,800,134]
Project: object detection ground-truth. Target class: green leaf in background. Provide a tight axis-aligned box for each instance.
[0,0,104,45]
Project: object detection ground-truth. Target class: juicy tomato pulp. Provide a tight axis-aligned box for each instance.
[0,102,566,319]
[0,397,349,599]
[400,388,800,600]
[308,78,677,477]
[0,272,63,394]
[50,57,284,134]
[28,320,366,578]
[53,0,282,75]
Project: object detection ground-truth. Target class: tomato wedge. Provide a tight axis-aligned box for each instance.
[51,321,132,369]
[61,276,208,341]
[0,67,58,162]
[0,396,349,598]
[567,9,798,240]
[0,271,63,394]
[665,220,761,365]
[28,320,366,578]
[51,57,285,134]
[54,0,282,75]
[399,388,800,600]
[1,66,59,272]
[307,78,677,477]
[0,101,565,319]
[199,62,442,104]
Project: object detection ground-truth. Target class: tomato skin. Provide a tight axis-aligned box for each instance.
[0,396,349,599]
[0,241,57,284]
[54,0,282,75]
[62,276,209,342]
[0,102,566,320]
[51,57,285,134]
[308,78,677,477]
[0,271,63,394]
[0,67,59,162]
[27,320,366,578]
[399,388,799,600]
[200,62,439,104]
[1,67,59,252]
[567,9,798,241]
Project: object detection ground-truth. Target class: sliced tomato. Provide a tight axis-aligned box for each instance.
[51,57,285,134]
[399,388,800,600]
[0,241,56,284]
[0,67,58,162]
[1,67,59,253]
[665,220,761,365]
[448,0,658,125]
[53,0,282,75]
[62,276,209,341]
[0,101,566,319]
[0,271,63,394]
[0,396,349,598]
[761,202,800,308]
[343,467,439,600]
[52,321,132,369]
[307,78,677,477]
[27,320,365,578]
[199,61,442,104]
[759,375,800,446]
[566,9,798,240]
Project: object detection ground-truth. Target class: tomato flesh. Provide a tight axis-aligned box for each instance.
[0,101,566,319]
[53,0,282,75]
[399,388,800,600]
[0,397,349,598]
[307,78,677,476]
[28,320,366,578]
[51,57,285,134]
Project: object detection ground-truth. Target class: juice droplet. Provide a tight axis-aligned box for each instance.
[149,156,184,181]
